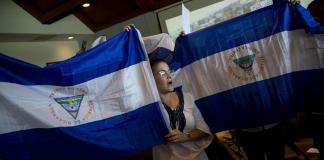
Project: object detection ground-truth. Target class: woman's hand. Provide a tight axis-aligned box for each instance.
[165,129,189,143]
[288,0,300,5]
[124,24,135,32]
[179,31,185,37]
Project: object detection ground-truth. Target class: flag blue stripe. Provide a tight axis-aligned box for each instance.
[174,2,324,68]
[0,29,146,86]
[195,69,324,132]
[0,102,168,160]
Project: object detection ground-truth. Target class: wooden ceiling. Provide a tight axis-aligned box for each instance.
[13,0,181,32]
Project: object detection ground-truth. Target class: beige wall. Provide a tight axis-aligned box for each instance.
[0,41,79,67]
[80,12,161,50]
[0,0,315,67]
[0,0,90,67]
[0,0,161,66]
[300,0,313,8]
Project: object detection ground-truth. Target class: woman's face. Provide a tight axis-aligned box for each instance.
[152,61,174,94]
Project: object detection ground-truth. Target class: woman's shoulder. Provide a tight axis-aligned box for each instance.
[180,92,196,109]
[181,92,194,100]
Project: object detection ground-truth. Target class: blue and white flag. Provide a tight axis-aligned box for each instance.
[174,2,324,132]
[0,29,168,160]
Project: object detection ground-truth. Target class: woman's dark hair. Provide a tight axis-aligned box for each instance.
[150,59,168,73]
[148,47,174,64]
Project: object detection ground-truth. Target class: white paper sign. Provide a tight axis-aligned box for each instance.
[182,3,191,34]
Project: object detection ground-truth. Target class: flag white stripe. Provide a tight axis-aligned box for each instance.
[0,61,159,134]
[181,30,324,99]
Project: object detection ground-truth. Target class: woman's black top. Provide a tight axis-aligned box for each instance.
[163,91,186,132]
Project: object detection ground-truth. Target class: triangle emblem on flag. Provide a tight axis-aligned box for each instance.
[54,95,84,119]
[233,54,256,71]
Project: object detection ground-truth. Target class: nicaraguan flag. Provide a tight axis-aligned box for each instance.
[174,2,324,132]
[0,29,168,160]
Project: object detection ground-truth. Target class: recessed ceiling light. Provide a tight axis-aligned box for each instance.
[82,3,90,8]
[68,36,74,40]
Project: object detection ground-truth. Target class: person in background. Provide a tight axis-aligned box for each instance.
[305,1,324,159]
[233,1,304,160]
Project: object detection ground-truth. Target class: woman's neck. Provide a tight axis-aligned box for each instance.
[159,91,179,109]
[160,91,172,102]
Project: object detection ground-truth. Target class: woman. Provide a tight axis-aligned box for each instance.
[124,25,212,159]
[150,59,212,160]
